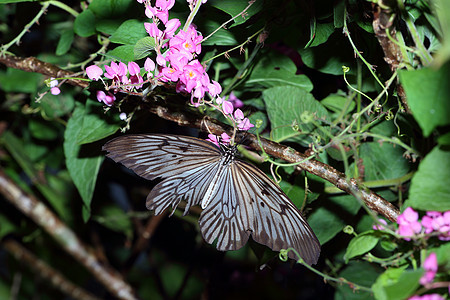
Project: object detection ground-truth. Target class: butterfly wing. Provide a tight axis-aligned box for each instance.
[103,134,222,214]
[199,159,320,265]
[146,159,221,215]
[102,134,221,180]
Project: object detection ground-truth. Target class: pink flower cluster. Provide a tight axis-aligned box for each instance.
[85,0,255,132]
[420,252,438,285]
[409,294,445,300]
[396,207,450,241]
[86,60,155,106]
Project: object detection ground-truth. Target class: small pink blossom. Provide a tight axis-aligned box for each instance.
[145,22,163,39]
[156,0,175,11]
[237,117,254,131]
[409,295,445,300]
[156,54,167,66]
[229,91,244,108]
[207,133,230,146]
[86,65,103,81]
[373,219,388,230]
[96,90,116,106]
[397,207,422,240]
[234,109,244,120]
[222,101,234,114]
[50,87,61,95]
[208,80,222,97]
[420,253,438,285]
[164,18,181,38]
[144,58,156,72]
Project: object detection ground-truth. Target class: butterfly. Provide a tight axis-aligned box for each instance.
[103,134,320,265]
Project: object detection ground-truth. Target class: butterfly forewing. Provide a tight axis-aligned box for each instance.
[103,134,320,265]
[103,134,221,180]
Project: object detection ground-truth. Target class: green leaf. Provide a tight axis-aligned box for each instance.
[110,19,147,45]
[56,29,74,56]
[249,55,313,91]
[88,0,133,18]
[372,267,422,300]
[134,37,156,60]
[0,68,41,93]
[308,194,360,244]
[309,22,335,47]
[201,20,238,46]
[0,213,16,239]
[64,103,104,220]
[335,261,382,300]
[344,232,379,262]
[321,94,355,114]
[74,9,96,37]
[349,142,410,181]
[430,242,450,269]
[38,92,75,119]
[106,45,135,62]
[208,0,263,27]
[398,63,450,136]
[404,146,450,211]
[263,86,330,145]
[93,205,132,238]
[77,100,120,145]
[29,119,59,141]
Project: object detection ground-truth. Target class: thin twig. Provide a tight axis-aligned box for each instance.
[0,170,138,300]
[2,238,101,300]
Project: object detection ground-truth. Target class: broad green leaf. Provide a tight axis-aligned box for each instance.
[64,103,104,219]
[29,119,59,141]
[263,86,330,145]
[398,63,450,136]
[430,242,450,269]
[88,0,133,18]
[308,194,360,244]
[201,20,238,46]
[110,19,147,45]
[93,205,132,238]
[74,9,96,37]
[56,29,74,56]
[344,232,379,262]
[404,146,450,211]
[335,261,382,300]
[161,264,186,298]
[0,213,16,239]
[431,0,450,67]
[309,22,335,47]
[208,0,263,27]
[249,55,313,91]
[77,100,120,145]
[106,45,135,62]
[0,68,41,93]
[38,92,75,119]
[372,267,422,300]
[349,142,410,181]
[134,37,156,60]
[320,94,355,114]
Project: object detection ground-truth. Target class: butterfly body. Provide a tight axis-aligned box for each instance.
[103,134,320,265]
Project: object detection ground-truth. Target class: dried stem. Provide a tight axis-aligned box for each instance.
[2,238,101,300]
[0,170,138,300]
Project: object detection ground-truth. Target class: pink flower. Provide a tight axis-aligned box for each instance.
[409,295,445,300]
[145,5,158,18]
[397,207,422,240]
[144,58,156,72]
[420,253,438,285]
[164,18,181,39]
[222,101,234,115]
[156,0,175,11]
[86,65,103,81]
[237,117,254,131]
[207,133,230,146]
[208,80,222,97]
[234,108,244,120]
[145,22,163,39]
[50,87,61,95]
[229,91,244,108]
[96,90,116,106]
[104,61,127,85]
[373,219,388,230]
